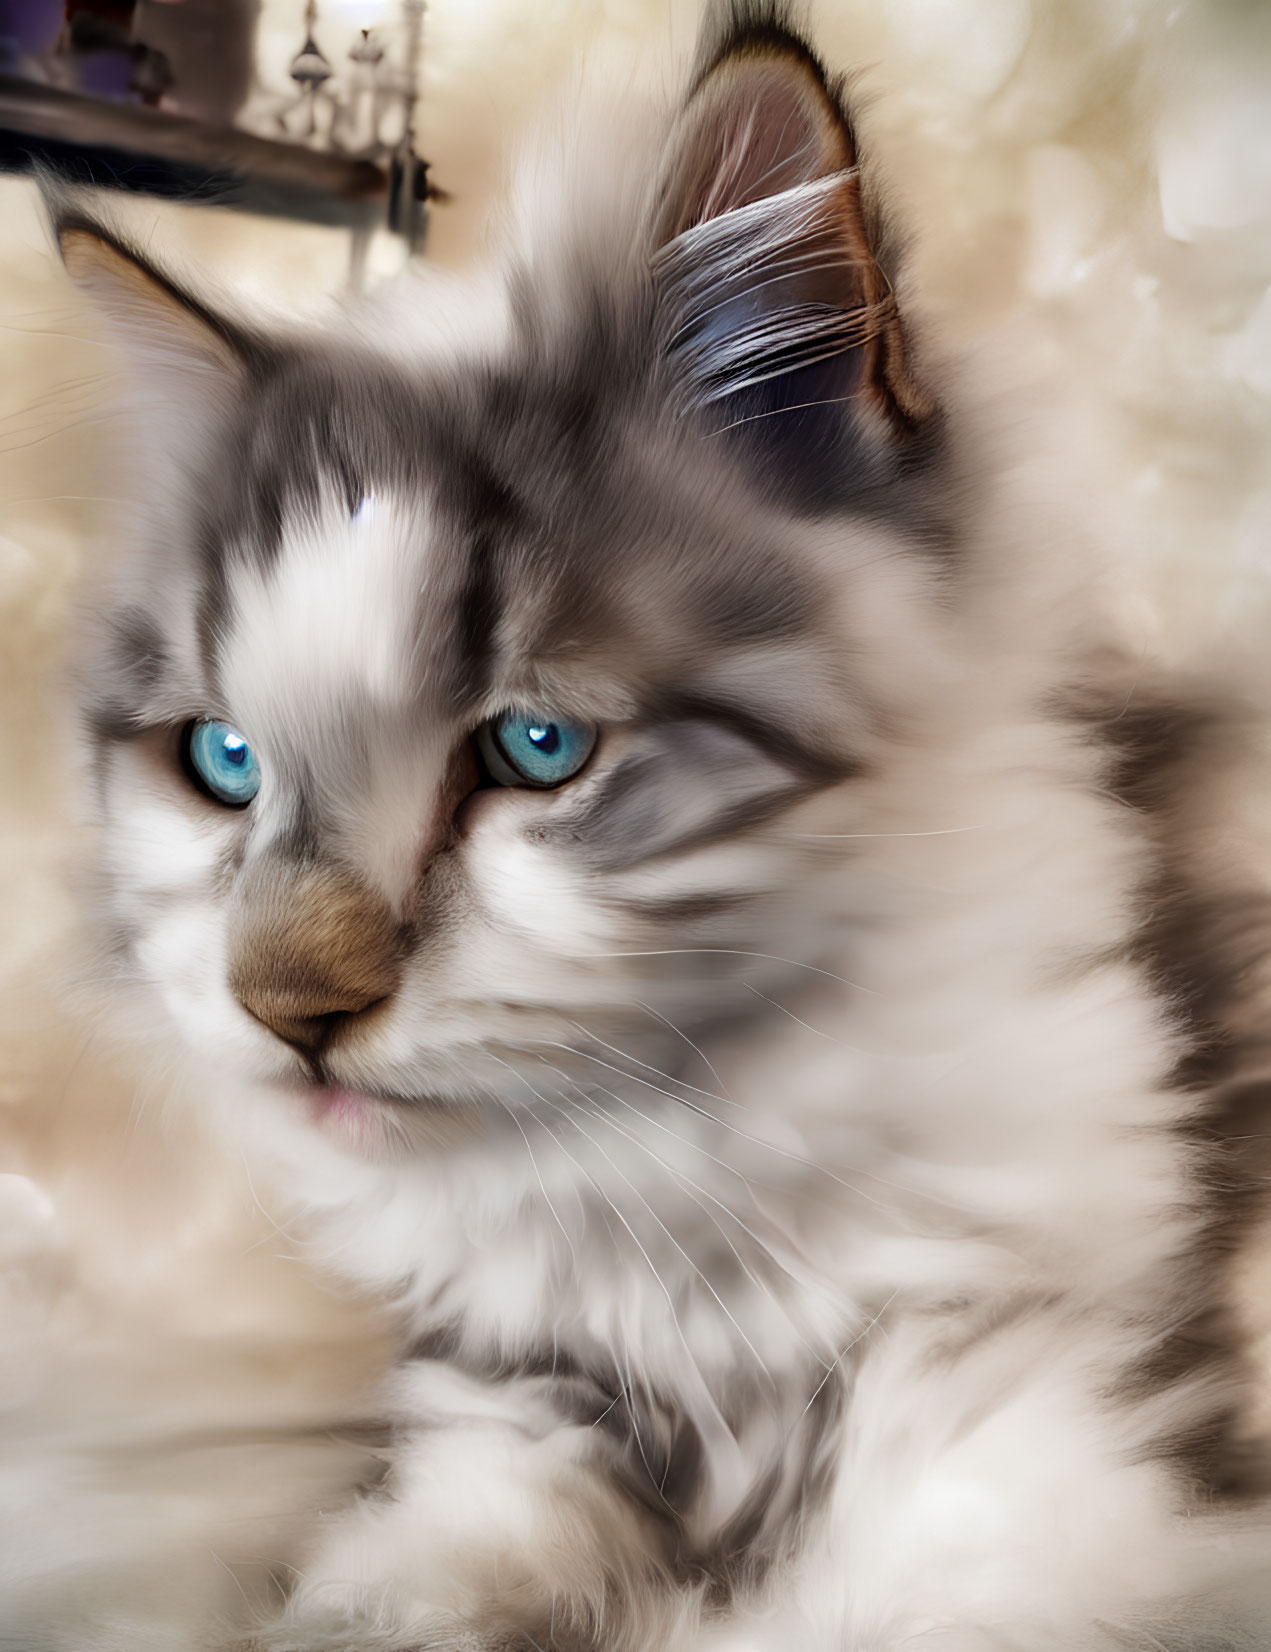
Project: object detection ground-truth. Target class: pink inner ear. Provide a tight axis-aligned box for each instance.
[657,37,936,437]
[663,50,853,239]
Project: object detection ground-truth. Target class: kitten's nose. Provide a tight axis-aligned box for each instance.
[237,995,373,1059]
[228,864,402,1059]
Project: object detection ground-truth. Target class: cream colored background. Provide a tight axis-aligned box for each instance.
[2,0,1270,1640]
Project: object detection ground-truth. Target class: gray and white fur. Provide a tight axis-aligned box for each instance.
[50,3,1271,1647]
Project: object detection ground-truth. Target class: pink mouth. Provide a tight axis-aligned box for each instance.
[304,1084,384,1140]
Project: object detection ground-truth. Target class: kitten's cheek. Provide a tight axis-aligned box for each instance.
[133,906,298,1077]
[454,785,536,837]
[133,905,218,999]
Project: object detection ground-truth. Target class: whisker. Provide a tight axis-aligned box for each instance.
[533,1039,982,1221]
[793,825,991,841]
[589,1389,624,1429]
[493,1094,578,1267]
[704,388,868,436]
[798,1288,898,1421]
[521,1103,699,1514]
[672,248,874,335]
[534,1056,869,1310]
[525,1050,802,1253]
[0,320,116,345]
[565,946,875,993]
[530,1039,912,1224]
[0,410,117,456]
[636,999,733,1103]
[237,1149,312,1258]
[742,980,838,1042]
[494,1055,766,1417]
[485,1057,696,1381]
[558,1079,832,1370]
[615,1325,662,1501]
[546,1090,777,1389]
[0,491,136,508]
[564,1016,740,1107]
[530,1053,754,1194]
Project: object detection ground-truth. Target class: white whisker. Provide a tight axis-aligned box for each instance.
[793,825,991,841]
[704,388,866,435]
[527,1039,980,1220]
[563,1016,740,1107]
[636,1000,733,1102]
[531,1039,912,1224]
[546,1091,777,1389]
[484,1057,697,1405]
[493,1094,578,1267]
[798,1289,898,1421]
[566,947,875,993]
[742,980,838,1042]
[558,1079,833,1370]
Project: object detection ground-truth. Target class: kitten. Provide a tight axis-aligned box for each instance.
[51,2,1271,1647]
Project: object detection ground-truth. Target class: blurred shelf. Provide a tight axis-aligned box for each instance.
[0,72,390,228]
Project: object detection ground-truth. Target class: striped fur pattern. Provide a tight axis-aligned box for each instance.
[54,3,1271,1648]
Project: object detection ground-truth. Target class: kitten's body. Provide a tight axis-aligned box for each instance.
[49,5,1271,1648]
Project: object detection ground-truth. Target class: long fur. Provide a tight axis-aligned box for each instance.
[25,4,1271,1649]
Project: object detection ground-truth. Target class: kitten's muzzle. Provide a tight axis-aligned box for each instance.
[227,863,402,1060]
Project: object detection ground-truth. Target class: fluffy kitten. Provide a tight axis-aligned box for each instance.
[52,3,1271,1647]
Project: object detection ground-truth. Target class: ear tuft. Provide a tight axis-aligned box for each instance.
[656,10,933,451]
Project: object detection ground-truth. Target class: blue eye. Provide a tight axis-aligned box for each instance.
[183,719,261,807]
[476,711,596,789]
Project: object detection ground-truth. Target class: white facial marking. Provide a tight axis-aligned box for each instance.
[225,491,428,731]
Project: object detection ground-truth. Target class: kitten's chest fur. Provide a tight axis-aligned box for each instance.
[304,692,1234,1585]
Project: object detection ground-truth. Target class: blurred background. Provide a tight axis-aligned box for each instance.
[0,0,1270,1642]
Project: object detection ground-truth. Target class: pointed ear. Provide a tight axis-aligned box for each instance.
[55,211,259,378]
[56,212,261,393]
[654,21,933,468]
[51,208,271,487]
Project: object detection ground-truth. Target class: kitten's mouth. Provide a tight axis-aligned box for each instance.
[309,1084,380,1123]
[299,1082,411,1147]
[290,1079,486,1160]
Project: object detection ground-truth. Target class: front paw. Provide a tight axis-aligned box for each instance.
[238,1622,583,1652]
[235,1595,587,1652]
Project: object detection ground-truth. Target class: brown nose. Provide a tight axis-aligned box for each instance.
[228,864,402,1058]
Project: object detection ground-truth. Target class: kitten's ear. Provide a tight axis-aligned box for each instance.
[655,16,934,469]
[51,206,270,484]
[54,210,262,400]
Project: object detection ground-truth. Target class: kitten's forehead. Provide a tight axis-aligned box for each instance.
[225,491,436,732]
[203,346,834,717]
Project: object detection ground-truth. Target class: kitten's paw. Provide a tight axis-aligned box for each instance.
[238,1619,590,1652]
[236,1587,592,1652]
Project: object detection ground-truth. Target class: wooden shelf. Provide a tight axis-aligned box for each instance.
[0,73,391,229]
